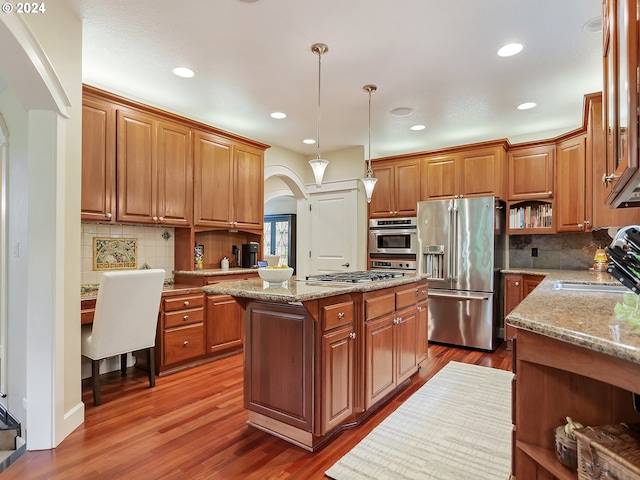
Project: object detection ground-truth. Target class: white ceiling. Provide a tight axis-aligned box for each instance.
[63,0,603,159]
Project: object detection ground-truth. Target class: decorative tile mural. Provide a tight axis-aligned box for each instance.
[93,237,138,270]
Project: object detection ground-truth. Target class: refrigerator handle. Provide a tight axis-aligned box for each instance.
[447,204,453,281]
[451,204,458,281]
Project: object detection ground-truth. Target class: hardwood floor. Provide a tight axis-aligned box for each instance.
[2,343,512,479]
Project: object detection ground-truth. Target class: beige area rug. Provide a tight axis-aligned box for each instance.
[325,361,513,480]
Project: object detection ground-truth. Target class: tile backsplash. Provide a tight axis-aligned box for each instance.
[508,230,614,270]
[81,223,175,285]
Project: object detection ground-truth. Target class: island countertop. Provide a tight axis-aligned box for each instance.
[505,269,640,364]
[202,272,429,303]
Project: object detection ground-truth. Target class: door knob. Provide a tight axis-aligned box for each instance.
[341,262,350,268]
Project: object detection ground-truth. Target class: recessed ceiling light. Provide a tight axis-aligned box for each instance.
[271,112,287,119]
[391,107,414,117]
[172,67,195,78]
[303,139,316,145]
[497,43,523,57]
[582,16,602,33]
[410,124,426,131]
[517,102,537,110]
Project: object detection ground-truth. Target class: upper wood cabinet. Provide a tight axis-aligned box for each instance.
[555,135,588,232]
[421,145,505,201]
[508,144,555,200]
[602,0,640,206]
[369,159,420,218]
[116,108,193,226]
[193,131,264,231]
[81,96,116,222]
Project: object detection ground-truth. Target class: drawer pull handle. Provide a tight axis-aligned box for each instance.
[183,300,190,306]
[183,315,189,321]
[183,341,189,346]
[338,312,345,319]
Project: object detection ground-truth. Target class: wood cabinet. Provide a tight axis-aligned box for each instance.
[363,284,419,409]
[206,294,243,355]
[512,329,640,480]
[157,293,206,374]
[116,108,193,226]
[602,0,640,207]
[503,273,544,342]
[555,135,588,232]
[508,144,555,201]
[193,130,264,230]
[369,159,421,218]
[421,145,506,201]
[81,96,116,222]
[416,280,429,364]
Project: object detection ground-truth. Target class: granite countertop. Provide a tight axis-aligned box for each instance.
[202,272,429,303]
[505,269,640,364]
[81,282,204,300]
[173,267,259,277]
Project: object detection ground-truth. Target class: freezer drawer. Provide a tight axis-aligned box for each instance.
[427,289,498,351]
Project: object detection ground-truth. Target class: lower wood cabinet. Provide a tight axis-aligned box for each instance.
[503,273,545,342]
[206,293,243,355]
[416,280,429,364]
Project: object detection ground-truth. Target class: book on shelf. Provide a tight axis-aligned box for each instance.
[509,204,552,229]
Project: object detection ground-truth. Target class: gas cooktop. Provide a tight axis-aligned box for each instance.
[306,270,405,283]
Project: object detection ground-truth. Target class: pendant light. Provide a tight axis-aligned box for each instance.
[360,84,378,203]
[309,43,329,188]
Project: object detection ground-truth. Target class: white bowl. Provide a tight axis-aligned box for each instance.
[258,267,293,285]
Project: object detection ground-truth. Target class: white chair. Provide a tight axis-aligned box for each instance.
[81,269,165,406]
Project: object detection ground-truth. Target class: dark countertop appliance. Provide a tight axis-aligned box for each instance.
[241,243,259,268]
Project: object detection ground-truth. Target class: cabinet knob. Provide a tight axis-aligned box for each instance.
[349,332,356,339]
[417,306,424,312]
[515,281,520,287]
[183,300,190,306]
[421,289,427,295]
[602,173,619,185]
[158,216,164,222]
[152,216,158,221]
[105,212,112,219]
[415,289,419,297]
[584,220,590,226]
[183,340,189,346]
[183,315,189,321]
[577,223,583,229]
[338,312,345,319]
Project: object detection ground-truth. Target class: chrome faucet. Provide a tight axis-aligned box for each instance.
[611,225,640,248]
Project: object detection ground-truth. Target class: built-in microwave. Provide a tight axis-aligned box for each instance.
[368,217,417,256]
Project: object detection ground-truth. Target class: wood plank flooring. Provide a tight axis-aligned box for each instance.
[2,343,512,479]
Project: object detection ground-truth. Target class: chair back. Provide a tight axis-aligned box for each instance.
[84,269,165,360]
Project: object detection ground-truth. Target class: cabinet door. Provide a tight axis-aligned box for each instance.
[523,275,544,297]
[117,109,157,224]
[503,274,523,342]
[206,294,243,354]
[369,164,394,217]
[421,154,458,200]
[81,97,116,222]
[364,314,395,409]
[395,306,418,385]
[394,161,420,216]
[321,325,354,435]
[193,131,233,227]
[459,146,505,199]
[157,121,193,226]
[508,145,555,200]
[556,136,587,232]
[416,300,428,363]
[233,145,264,230]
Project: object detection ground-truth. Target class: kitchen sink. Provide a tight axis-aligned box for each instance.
[552,281,629,294]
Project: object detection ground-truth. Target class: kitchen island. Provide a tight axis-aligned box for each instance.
[506,270,640,480]
[203,272,429,451]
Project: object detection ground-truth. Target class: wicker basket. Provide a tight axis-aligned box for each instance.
[574,424,640,480]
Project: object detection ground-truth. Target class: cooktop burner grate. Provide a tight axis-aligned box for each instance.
[306,270,405,283]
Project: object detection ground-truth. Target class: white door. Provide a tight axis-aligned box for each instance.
[310,189,357,274]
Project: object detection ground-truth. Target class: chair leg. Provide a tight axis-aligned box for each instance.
[91,359,101,406]
[120,354,127,375]
[147,347,156,388]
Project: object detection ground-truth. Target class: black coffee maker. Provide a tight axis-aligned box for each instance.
[241,243,259,268]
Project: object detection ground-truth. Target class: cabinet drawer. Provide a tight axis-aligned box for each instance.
[163,294,204,312]
[164,323,205,364]
[365,293,395,321]
[396,286,419,310]
[164,307,204,328]
[323,301,355,330]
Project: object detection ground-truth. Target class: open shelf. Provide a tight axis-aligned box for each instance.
[517,441,575,480]
[507,200,554,235]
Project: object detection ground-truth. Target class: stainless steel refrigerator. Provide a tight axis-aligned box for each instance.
[417,196,505,351]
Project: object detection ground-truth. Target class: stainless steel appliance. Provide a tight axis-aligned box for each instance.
[370,258,417,272]
[306,270,405,283]
[417,196,505,351]
[368,217,417,257]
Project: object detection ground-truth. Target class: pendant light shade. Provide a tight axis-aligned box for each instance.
[360,84,378,203]
[310,43,329,188]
